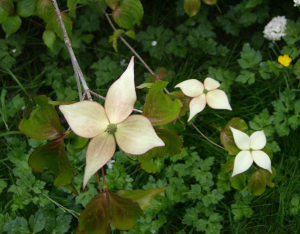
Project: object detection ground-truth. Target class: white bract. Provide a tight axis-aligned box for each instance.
[294,0,300,7]
[175,78,232,121]
[59,57,165,189]
[263,16,287,41]
[230,127,272,177]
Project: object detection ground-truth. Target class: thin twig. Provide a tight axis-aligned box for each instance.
[190,122,225,150]
[95,173,102,193]
[196,116,222,131]
[97,2,170,94]
[51,0,91,101]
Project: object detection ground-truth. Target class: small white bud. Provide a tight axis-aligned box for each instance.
[151,41,157,46]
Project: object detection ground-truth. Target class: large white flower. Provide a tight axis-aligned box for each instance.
[230,127,272,177]
[175,78,232,121]
[59,57,165,189]
[263,16,287,41]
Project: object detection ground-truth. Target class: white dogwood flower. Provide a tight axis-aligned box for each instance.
[59,57,165,189]
[294,0,300,7]
[230,127,272,177]
[175,78,232,121]
[263,16,287,41]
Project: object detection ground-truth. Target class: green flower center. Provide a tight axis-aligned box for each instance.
[249,148,253,153]
[106,123,117,134]
[203,89,209,95]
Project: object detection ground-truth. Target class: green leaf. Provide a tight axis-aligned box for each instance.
[236,70,255,84]
[220,117,248,155]
[231,173,246,190]
[0,179,7,194]
[183,0,201,17]
[67,0,79,18]
[138,128,183,173]
[202,189,224,207]
[16,0,36,17]
[125,29,135,39]
[29,136,74,187]
[45,214,72,234]
[112,5,136,29]
[77,191,144,233]
[2,15,22,38]
[238,44,262,69]
[37,0,54,22]
[231,200,254,221]
[50,11,72,40]
[117,187,167,211]
[249,109,274,137]
[245,0,262,8]
[4,217,29,234]
[106,0,119,10]
[0,7,9,24]
[0,0,14,15]
[221,156,234,173]
[19,95,63,140]
[29,211,45,233]
[142,81,182,126]
[121,0,143,26]
[248,169,267,196]
[43,29,56,50]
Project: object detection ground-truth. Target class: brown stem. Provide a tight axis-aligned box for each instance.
[190,122,225,150]
[51,0,91,101]
[97,2,170,95]
[101,167,108,192]
[196,116,222,131]
[95,173,102,193]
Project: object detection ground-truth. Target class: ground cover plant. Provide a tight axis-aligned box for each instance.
[1,0,300,233]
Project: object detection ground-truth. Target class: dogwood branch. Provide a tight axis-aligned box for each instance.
[97,2,169,94]
[190,122,225,150]
[51,0,91,101]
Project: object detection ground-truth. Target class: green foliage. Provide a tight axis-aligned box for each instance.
[90,56,124,87]
[136,26,174,59]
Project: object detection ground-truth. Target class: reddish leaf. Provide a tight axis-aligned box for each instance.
[112,6,135,29]
[184,0,201,17]
[64,183,79,196]
[0,0,14,15]
[231,173,246,190]
[19,95,63,140]
[220,117,248,155]
[28,136,74,187]
[147,67,171,83]
[48,100,77,106]
[248,169,267,196]
[105,0,119,10]
[37,0,55,22]
[142,81,182,126]
[117,187,168,211]
[77,191,144,233]
[138,129,183,173]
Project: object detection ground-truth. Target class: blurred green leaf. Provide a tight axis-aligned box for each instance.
[142,81,182,126]
[16,0,36,17]
[2,15,22,38]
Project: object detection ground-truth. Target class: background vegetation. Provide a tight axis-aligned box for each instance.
[1,0,300,233]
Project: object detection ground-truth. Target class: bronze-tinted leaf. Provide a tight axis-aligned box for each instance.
[221,156,235,173]
[28,136,74,187]
[248,169,267,196]
[117,187,168,211]
[220,117,248,155]
[19,95,63,140]
[77,191,144,233]
[142,81,182,126]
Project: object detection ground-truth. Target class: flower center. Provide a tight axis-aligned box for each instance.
[106,123,117,134]
[249,148,253,153]
[203,89,209,95]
